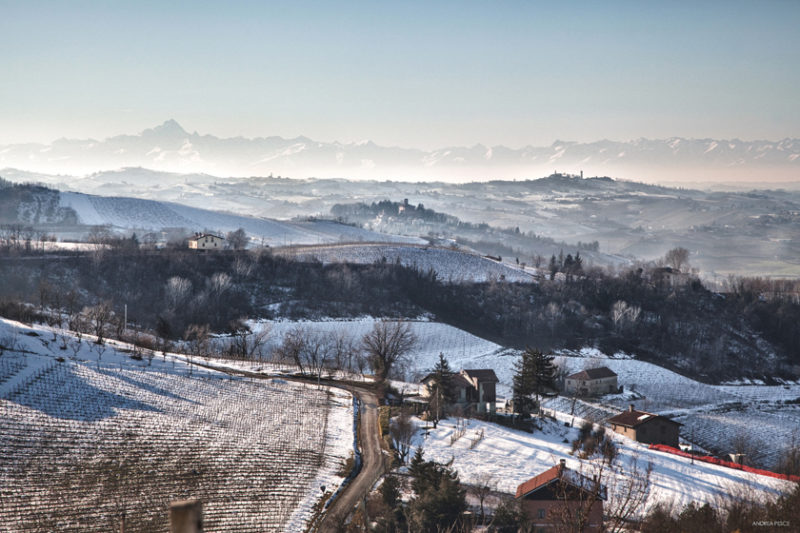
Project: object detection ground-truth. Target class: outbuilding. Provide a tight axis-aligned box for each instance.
[607,405,681,447]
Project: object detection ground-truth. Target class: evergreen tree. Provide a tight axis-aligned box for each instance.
[407,450,467,533]
[427,352,456,428]
[512,347,556,418]
[564,254,575,281]
[574,251,583,273]
[549,254,558,280]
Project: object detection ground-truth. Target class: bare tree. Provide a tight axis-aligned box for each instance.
[164,276,192,310]
[84,301,114,344]
[273,326,309,375]
[730,431,766,466]
[184,324,211,359]
[390,409,416,464]
[302,332,334,385]
[664,247,690,272]
[330,330,355,374]
[226,228,248,250]
[550,457,652,533]
[612,300,640,332]
[470,473,496,524]
[224,321,269,360]
[361,320,417,381]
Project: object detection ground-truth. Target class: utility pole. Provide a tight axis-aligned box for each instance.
[123,304,127,334]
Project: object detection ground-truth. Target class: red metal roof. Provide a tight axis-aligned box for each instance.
[516,463,607,501]
[515,464,562,499]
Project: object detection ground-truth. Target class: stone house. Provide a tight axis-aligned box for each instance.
[607,405,681,447]
[564,367,618,396]
[420,368,499,414]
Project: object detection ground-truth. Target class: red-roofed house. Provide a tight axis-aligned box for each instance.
[607,405,681,447]
[515,459,605,532]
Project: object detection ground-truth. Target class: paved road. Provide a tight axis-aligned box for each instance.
[317,386,384,532]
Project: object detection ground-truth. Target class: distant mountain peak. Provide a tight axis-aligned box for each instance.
[145,119,188,137]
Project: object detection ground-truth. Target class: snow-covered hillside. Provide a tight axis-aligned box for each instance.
[550,355,800,469]
[274,244,535,283]
[0,318,353,532]
[253,319,800,470]
[58,191,423,246]
[251,318,515,388]
[413,416,792,517]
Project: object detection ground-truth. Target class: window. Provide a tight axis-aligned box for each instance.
[538,508,545,519]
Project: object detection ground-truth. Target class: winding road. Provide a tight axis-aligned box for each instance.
[192,362,386,531]
[317,386,384,532]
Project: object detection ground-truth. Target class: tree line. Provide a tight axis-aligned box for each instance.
[0,246,797,382]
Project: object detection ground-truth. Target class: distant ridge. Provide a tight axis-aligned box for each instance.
[1,120,798,182]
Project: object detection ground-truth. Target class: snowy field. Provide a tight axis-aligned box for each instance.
[250,318,516,392]
[59,191,422,246]
[412,416,793,517]
[274,243,535,283]
[0,318,353,532]
[252,319,800,470]
[550,354,800,469]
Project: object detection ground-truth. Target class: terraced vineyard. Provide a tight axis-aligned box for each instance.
[0,323,353,533]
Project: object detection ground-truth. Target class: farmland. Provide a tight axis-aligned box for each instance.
[0,318,353,532]
[252,318,800,470]
[58,191,423,246]
[412,415,792,517]
[274,243,535,283]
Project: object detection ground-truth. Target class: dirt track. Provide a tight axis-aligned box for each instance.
[317,386,384,532]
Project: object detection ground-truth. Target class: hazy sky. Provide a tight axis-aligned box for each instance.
[2,0,799,148]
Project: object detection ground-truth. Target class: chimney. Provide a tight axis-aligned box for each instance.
[558,458,566,475]
[629,404,635,412]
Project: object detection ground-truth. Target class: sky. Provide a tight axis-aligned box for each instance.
[1,0,799,149]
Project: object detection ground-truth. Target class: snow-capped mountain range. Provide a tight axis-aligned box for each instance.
[1,120,798,182]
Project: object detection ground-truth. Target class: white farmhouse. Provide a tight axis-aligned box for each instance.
[188,233,225,251]
[564,367,618,396]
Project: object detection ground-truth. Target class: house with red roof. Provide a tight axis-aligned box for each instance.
[515,459,605,532]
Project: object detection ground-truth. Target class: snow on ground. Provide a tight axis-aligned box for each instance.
[412,416,792,517]
[551,354,800,468]
[274,243,535,283]
[250,318,800,469]
[59,191,422,246]
[0,317,353,532]
[249,318,515,392]
[557,356,737,411]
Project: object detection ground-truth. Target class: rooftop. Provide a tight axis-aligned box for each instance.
[607,405,682,428]
[516,460,606,500]
[461,369,499,383]
[566,366,617,380]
